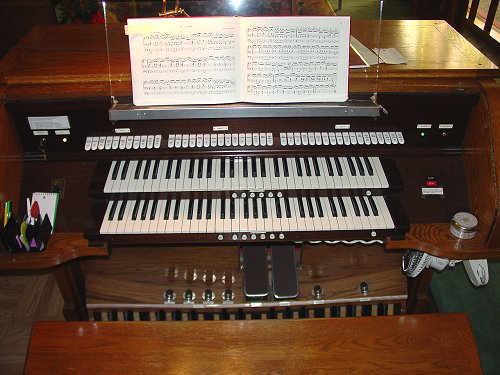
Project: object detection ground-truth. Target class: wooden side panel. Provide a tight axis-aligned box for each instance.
[463,82,498,242]
[475,79,500,248]
[0,98,23,214]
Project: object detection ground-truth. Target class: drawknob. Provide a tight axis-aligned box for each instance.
[312,285,324,299]
[163,289,176,303]
[359,281,369,295]
[183,289,195,303]
[223,288,234,303]
[203,289,214,302]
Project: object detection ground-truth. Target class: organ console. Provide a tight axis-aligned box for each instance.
[1,1,500,323]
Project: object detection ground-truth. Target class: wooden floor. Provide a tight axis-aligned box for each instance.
[0,272,64,375]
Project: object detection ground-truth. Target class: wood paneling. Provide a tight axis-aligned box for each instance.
[24,314,483,375]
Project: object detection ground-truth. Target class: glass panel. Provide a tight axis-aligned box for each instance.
[102,1,385,110]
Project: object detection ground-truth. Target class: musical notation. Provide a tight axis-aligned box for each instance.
[142,78,237,96]
[246,83,337,96]
[244,25,341,99]
[143,32,236,54]
[246,26,341,42]
[141,56,236,74]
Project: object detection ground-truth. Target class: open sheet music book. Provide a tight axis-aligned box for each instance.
[126,16,351,106]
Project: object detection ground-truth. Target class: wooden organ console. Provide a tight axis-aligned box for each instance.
[1,14,500,323]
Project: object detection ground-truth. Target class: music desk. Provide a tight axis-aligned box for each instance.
[24,313,482,375]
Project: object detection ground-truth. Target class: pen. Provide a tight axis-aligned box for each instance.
[3,200,10,227]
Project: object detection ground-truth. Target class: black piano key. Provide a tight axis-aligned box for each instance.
[297,197,306,218]
[284,197,292,218]
[220,158,226,178]
[295,157,303,177]
[350,196,361,216]
[328,196,338,217]
[347,157,356,176]
[152,160,160,179]
[141,200,149,220]
[275,197,282,218]
[132,200,141,220]
[111,161,121,180]
[206,159,213,178]
[252,198,258,219]
[251,157,257,177]
[220,199,226,219]
[355,157,365,176]
[359,196,370,216]
[363,156,374,176]
[197,198,203,220]
[188,159,195,179]
[175,160,182,179]
[120,160,129,180]
[325,157,334,176]
[315,197,324,217]
[187,199,194,220]
[173,200,181,220]
[367,195,379,216]
[206,198,212,220]
[230,198,235,219]
[243,157,249,178]
[117,200,126,221]
[150,199,158,220]
[304,158,312,177]
[108,200,118,220]
[282,158,289,177]
[165,159,174,179]
[134,160,143,179]
[261,198,268,218]
[163,199,172,220]
[260,158,267,177]
[305,196,314,217]
[334,157,343,176]
[243,198,249,219]
[229,158,235,178]
[273,157,280,177]
[197,159,204,179]
[312,157,321,176]
[337,197,347,217]
[143,160,151,179]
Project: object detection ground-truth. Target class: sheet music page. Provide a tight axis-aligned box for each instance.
[240,17,350,103]
[127,17,242,106]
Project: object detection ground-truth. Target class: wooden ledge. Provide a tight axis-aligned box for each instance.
[0,232,108,271]
[386,223,500,259]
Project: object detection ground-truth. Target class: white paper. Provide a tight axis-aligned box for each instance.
[128,17,242,106]
[126,16,351,105]
[372,48,407,65]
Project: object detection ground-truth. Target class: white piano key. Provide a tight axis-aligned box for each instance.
[277,158,288,190]
[371,157,389,188]
[199,159,209,191]
[239,198,249,232]
[340,197,356,230]
[374,196,395,229]
[140,200,154,233]
[116,200,133,234]
[104,161,119,193]
[320,197,336,230]
[123,200,138,234]
[131,200,145,234]
[173,200,187,233]
[354,196,371,230]
[199,198,208,233]
[151,160,165,192]
[191,159,201,191]
[164,199,176,233]
[231,198,240,233]
[99,201,114,234]
[268,197,279,232]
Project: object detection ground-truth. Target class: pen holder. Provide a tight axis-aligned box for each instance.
[0,213,52,253]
